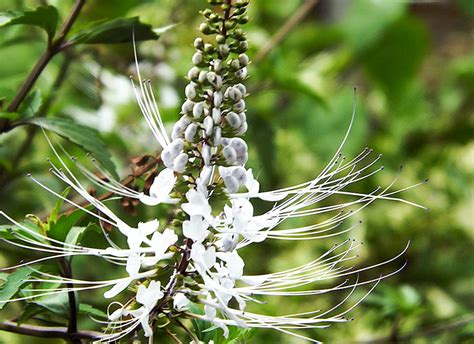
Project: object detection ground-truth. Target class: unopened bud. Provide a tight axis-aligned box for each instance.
[238,53,249,66]
[185,123,198,141]
[170,138,184,156]
[188,67,200,80]
[235,67,248,79]
[235,151,248,165]
[192,52,203,65]
[162,148,174,168]
[216,34,226,44]
[218,44,230,58]
[236,122,248,135]
[181,99,195,114]
[194,37,204,49]
[235,83,247,96]
[185,83,197,99]
[230,138,247,155]
[193,102,204,118]
[212,108,221,123]
[203,116,214,136]
[213,127,222,145]
[232,166,247,185]
[173,153,188,173]
[198,70,208,84]
[226,112,241,128]
[229,87,242,101]
[234,99,246,112]
[202,144,211,166]
[223,146,237,163]
[213,59,223,72]
[213,92,223,107]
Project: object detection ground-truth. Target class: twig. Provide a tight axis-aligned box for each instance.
[59,258,79,344]
[253,0,319,64]
[0,321,102,340]
[5,0,85,115]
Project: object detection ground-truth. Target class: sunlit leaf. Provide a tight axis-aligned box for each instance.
[0,267,35,310]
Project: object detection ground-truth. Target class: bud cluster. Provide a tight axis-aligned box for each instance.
[165,0,251,177]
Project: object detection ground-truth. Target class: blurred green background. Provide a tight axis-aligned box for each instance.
[0,0,472,343]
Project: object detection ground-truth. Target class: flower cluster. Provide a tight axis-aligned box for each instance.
[0,0,426,342]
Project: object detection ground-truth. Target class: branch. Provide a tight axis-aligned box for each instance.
[0,0,86,132]
[253,0,319,64]
[0,321,102,341]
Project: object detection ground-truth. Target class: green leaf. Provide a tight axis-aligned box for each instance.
[69,17,170,45]
[65,223,100,247]
[0,6,59,39]
[361,16,429,101]
[17,303,45,325]
[48,209,85,242]
[24,117,119,179]
[49,187,71,224]
[79,303,107,318]
[0,267,35,310]
[18,89,42,117]
[33,291,69,317]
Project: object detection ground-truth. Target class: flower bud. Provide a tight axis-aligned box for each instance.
[236,122,248,135]
[181,99,195,114]
[199,22,213,35]
[204,43,215,54]
[187,66,200,80]
[202,144,211,166]
[223,146,237,164]
[171,124,184,140]
[238,53,249,66]
[226,112,241,128]
[169,138,184,156]
[213,127,222,145]
[230,138,247,155]
[234,99,246,112]
[185,83,197,99]
[204,116,214,136]
[235,151,248,165]
[223,175,239,193]
[213,59,223,72]
[213,91,223,107]
[221,137,230,146]
[232,166,247,185]
[162,148,174,168]
[216,34,226,44]
[235,67,248,79]
[228,87,242,101]
[194,37,204,49]
[238,112,246,123]
[192,52,203,65]
[230,59,240,70]
[218,44,230,58]
[212,108,221,123]
[198,70,207,84]
[235,83,247,96]
[173,153,188,173]
[220,233,239,252]
[193,102,204,118]
[185,123,198,141]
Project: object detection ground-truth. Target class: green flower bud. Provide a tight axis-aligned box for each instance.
[237,15,249,24]
[199,22,213,35]
[225,20,236,31]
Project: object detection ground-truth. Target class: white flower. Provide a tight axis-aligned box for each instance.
[173,293,190,311]
[182,188,212,221]
[183,215,209,244]
[139,168,177,205]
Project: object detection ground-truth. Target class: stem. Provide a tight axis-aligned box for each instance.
[0,0,85,133]
[59,258,79,344]
[253,0,319,63]
[0,321,102,341]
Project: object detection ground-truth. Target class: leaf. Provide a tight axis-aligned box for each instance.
[69,17,171,45]
[48,209,85,243]
[18,89,42,117]
[79,303,107,318]
[65,223,100,248]
[0,112,20,120]
[17,303,45,325]
[0,267,35,310]
[0,6,59,39]
[24,117,119,179]
[33,291,69,317]
[49,187,71,224]
[361,17,429,101]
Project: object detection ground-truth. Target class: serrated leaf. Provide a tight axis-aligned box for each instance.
[69,17,168,45]
[18,89,42,117]
[0,6,59,39]
[79,303,107,318]
[25,117,118,179]
[0,267,35,310]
